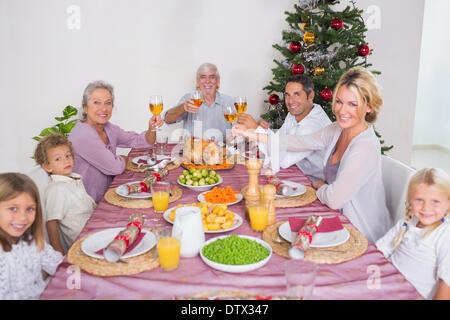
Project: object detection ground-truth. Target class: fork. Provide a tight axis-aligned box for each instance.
[76,250,128,264]
[273,235,346,254]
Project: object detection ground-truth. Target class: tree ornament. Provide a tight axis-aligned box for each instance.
[303,31,316,45]
[268,93,280,105]
[311,66,325,76]
[358,44,370,57]
[320,88,333,101]
[330,18,343,30]
[292,64,305,75]
[301,23,308,31]
[289,41,302,53]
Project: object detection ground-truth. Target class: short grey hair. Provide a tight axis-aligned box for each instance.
[196,63,220,81]
[81,80,115,121]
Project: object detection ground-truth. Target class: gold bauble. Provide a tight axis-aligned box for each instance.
[312,66,324,76]
[303,31,316,45]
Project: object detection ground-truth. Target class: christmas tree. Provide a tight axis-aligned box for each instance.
[261,0,393,153]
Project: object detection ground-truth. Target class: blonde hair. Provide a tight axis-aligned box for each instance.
[391,168,450,248]
[332,66,383,124]
[34,133,74,169]
[0,173,45,252]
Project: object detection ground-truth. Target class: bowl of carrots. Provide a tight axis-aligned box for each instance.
[198,186,243,205]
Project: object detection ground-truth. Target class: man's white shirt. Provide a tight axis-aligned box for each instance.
[257,104,331,181]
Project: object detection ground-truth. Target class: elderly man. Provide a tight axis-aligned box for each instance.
[164,63,234,140]
[237,74,331,181]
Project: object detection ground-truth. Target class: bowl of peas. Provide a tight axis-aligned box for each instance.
[199,234,272,273]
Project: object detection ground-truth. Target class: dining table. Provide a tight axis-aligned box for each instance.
[39,146,422,301]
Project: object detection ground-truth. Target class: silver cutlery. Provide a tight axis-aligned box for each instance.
[76,250,128,264]
[273,235,346,253]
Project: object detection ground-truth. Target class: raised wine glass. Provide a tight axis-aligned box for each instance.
[149,95,163,131]
[234,96,247,114]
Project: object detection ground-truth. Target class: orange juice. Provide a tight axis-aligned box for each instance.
[157,237,180,270]
[249,206,268,232]
[152,191,170,212]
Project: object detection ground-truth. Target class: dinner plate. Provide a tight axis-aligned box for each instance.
[132,156,156,166]
[115,181,153,199]
[197,191,243,205]
[163,206,243,234]
[278,221,350,248]
[275,181,307,198]
[199,235,272,273]
[81,228,156,260]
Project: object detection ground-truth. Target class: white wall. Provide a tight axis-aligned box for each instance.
[414,0,450,150]
[0,0,424,173]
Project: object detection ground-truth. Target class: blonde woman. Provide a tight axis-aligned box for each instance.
[232,67,392,243]
[376,168,450,300]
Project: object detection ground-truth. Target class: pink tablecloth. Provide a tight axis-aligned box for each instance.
[40,148,422,300]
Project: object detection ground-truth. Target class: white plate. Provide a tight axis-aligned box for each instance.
[278,221,350,248]
[115,181,153,199]
[197,191,243,205]
[132,156,156,166]
[163,205,243,234]
[177,175,223,192]
[81,228,156,260]
[275,181,306,198]
[200,235,272,273]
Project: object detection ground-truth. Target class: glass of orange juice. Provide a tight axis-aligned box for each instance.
[249,200,269,232]
[151,181,171,214]
[157,235,181,271]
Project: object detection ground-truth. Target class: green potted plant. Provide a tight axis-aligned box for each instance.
[33,105,79,141]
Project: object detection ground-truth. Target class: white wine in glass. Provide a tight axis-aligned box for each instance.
[234,96,247,114]
[223,105,237,123]
[149,95,163,131]
[192,90,203,108]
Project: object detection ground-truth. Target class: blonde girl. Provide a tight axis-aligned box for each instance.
[376,168,450,300]
[0,173,63,300]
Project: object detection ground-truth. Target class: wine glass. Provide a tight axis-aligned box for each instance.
[234,96,247,114]
[223,104,237,124]
[191,90,203,121]
[149,95,163,131]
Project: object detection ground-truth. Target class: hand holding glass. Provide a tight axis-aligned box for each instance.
[149,95,163,131]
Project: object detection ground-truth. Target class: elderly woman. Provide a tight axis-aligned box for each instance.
[69,81,162,203]
[163,62,234,139]
[232,67,392,243]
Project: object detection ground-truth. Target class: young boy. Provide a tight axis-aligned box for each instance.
[34,133,96,254]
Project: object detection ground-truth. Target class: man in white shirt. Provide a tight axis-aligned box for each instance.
[237,74,331,181]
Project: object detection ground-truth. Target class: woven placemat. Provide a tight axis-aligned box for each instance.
[241,185,317,208]
[125,158,180,172]
[262,220,368,264]
[104,185,183,208]
[67,229,159,277]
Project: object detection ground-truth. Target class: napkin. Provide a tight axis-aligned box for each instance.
[288,215,343,233]
[289,215,322,260]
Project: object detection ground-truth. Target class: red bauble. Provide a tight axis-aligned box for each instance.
[268,93,280,105]
[320,88,333,101]
[330,18,343,30]
[358,44,370,57]
[289,41,302,53]
[292,64,305,75]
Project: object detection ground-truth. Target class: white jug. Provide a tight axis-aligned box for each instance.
[172,206,205,257]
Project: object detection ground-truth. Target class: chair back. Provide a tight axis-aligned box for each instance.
[381,155,416,224]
